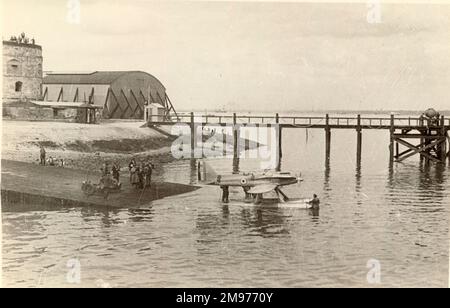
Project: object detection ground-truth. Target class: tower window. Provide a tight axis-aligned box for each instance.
[7,59,21,75]
[15,81,23,92]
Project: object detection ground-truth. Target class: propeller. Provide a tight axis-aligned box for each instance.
[296,172,304,183]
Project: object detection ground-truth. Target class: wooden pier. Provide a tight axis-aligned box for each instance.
[148,113,450,169]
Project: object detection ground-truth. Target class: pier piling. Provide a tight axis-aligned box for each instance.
[145,112,450,168]
[395,132,401,159]
[356,114,362,165]
[419,117,425,163]
[190,112,195,159]
[201,122,205,158]
[439,116,447,161]
[222,131,227,157]
[233,113,240,173]
[389,114,395,164]
[325,114,331,164]
[276,113,282,171]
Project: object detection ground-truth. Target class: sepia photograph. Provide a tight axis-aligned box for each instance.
[1,0,449,291]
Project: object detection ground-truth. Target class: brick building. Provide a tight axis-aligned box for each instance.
[2,33,43,103]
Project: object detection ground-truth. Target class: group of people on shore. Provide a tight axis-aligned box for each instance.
[39,146,65,168]
[40,144,155,191]
[99,158,154,191]
[128,158,154,190]
[101,161,121,182]
[98,161,122,192]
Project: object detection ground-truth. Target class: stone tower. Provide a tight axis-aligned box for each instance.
[2,33,43,103]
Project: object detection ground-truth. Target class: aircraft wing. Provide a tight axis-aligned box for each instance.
[247,184,278,194]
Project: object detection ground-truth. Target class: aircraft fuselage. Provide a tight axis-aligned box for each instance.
[215,172,298,187]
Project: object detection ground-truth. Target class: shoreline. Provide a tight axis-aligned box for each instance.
[1,159,199,211]
[1,120,260,211]
[1,120,178,172]
[1,119,260,173]
[1,121,197,210]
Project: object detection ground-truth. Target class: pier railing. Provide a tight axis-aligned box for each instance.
[150,113,450,129]
[147,112,449,167]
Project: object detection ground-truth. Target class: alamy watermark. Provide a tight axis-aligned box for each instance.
[67,0,81,25]
[367,0,382,24]
[66,258,81,284]
[170,122,280,170]
[366,259,381,284]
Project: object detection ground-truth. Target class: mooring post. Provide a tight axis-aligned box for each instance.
[447,130,450,161]
[356,114,362,165]
[440,115,447,161]
[190,112,195,159]
[325,114,331,164]
[276,113,282,171]
[425,117,432,164]
[389,114,395,163]
[419,117,424,163]
[396,132,401,159]
[222,129,227,157]
[444,117,450,160]
[201,121,205,158]
[233,113,240,173]
[233,113,238,157]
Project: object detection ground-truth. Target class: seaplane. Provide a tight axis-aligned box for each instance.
[198,161,319,208]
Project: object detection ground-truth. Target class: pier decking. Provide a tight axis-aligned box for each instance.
[148,113,450,168]
[152,112,450,129]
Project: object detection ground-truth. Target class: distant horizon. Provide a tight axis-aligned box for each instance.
[180,108,450,115]
[3,1,450,111]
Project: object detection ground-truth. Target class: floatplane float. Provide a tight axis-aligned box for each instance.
[198,161,319,209]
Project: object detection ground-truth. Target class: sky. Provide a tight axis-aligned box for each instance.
[2,0,450,112]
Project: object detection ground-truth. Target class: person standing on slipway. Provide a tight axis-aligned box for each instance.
[40,146,46,166]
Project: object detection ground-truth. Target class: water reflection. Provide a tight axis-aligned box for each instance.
[309,207,320,219]
[386,161,447,213]
[355,165,362,192]
[195,205,292,241]
[195,211,231,246]
[127,208,154,223]
[221,204,230,220]
[189,159,198,185]
[80,207,122,228]
[387,164,395,189]
[239,207,290,238]
[2,212,48,237]
[323,162,331,203]
[3,126,449,288]
[355,166,363,208]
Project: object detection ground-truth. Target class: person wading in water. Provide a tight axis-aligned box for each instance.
[221,186,230,203]
[309,194,320,209]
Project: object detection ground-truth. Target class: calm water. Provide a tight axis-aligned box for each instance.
[2,120,449,287]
